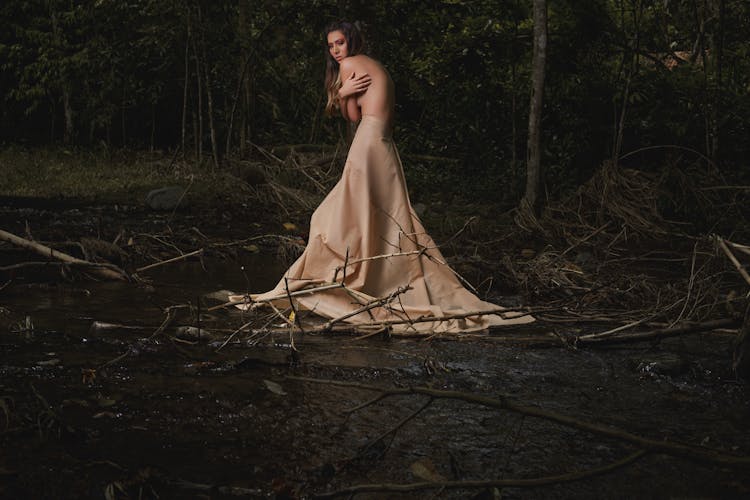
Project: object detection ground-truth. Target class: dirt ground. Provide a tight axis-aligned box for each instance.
[1,201,749,499]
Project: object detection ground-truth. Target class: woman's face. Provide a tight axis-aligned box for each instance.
[327,30,348,63]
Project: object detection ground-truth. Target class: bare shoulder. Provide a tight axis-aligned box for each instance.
[339,55,368,73]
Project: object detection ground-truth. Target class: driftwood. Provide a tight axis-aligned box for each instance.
[0,228,128,281]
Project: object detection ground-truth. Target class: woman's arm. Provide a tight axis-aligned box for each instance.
[343,93,361,122]
[338,58,370,122]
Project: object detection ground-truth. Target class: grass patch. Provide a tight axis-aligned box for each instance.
[0,146,252,208]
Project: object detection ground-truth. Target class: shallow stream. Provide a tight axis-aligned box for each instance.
[1,204,749,498]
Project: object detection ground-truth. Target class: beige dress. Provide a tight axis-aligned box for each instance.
[236,115,534,333]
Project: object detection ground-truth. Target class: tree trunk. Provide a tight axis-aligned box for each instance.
[181,8,190,159]
[522,0,547,215]
[49,6,74,144]
[197,4,219,168]
[232,0,252,157]
[613,0,643,164]
[192,25,203,161]
[62,84,74,144]
[707,0,724,161]
[226,54,252,157]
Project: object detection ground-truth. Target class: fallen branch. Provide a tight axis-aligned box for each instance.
[576,318,741,346]
[0,228,128,281]
[288,376,750,469]
[355,396,433,461]
[314,450,647,498]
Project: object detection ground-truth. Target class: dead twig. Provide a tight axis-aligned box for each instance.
[208,282,344,311]
[333,250,428,281]
[322,285,412,330]
[284,277,302,350]
[577,300,685,341]
[134,248,203,274]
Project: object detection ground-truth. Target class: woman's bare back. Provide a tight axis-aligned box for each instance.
[340,55,395,126]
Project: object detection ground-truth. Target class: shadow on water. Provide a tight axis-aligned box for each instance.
[1,227,749,497]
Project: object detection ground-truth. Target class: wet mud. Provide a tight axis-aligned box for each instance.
[1,203,749,499]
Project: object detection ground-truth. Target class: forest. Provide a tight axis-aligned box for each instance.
[2,0,748,195]
[1,0,750,498]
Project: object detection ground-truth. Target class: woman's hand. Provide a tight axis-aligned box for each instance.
[339,72,371,99]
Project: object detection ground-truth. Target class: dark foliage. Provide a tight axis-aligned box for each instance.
[0,0,748,205]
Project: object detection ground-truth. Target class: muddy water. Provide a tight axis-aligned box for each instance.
[1,220,750,498]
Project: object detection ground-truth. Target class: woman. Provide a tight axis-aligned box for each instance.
[242,21,533,333]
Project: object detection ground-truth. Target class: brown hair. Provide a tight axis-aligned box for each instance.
[324,21,366,116]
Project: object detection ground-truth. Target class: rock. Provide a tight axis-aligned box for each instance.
[145,186,185,211]
[174,326,213,341]
[36,358,61,367]
[629,353,690,376]
[203,289,236,303]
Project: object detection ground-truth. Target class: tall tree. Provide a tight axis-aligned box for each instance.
[522,0,547,214]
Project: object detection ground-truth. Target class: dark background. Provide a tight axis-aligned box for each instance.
[1,0,748,206]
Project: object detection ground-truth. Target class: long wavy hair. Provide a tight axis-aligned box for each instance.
[324,21,365,117]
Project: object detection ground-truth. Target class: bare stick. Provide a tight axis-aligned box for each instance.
[211,234,303,248]
[135,248,203,273]
[671,241,699,327]
[323,285,412,330]
[288,376,750,469]
[578,300,684,341]
[561,222,611,256]
[727,240,750,257]
[136,233,185,255]
[215,320,254,352]
[333,249,426,278]
[717,236,750,287]
[577,318,740,346]
[357,396,433,460]
[285,277,303,349]
[148,306,182,340]
[207,282,344,311]
[314,450,647,497]
[0,228,128,281]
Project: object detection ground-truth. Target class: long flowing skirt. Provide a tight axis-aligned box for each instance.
[237,115,534,333]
